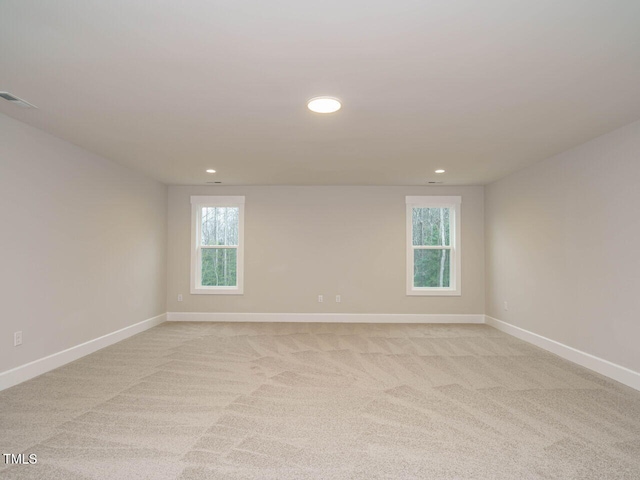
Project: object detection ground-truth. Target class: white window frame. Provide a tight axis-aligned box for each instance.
[190,196,245,295]
[406,195,462,296]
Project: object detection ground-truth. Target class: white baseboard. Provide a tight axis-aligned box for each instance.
[4,311,637,393]
[167,312,484,324]
[0,313,166,391]
[485,315,640,392]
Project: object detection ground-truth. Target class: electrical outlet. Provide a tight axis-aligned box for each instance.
[335,295,341,303]
[504,301,508,311]
[14,331,22,347]
[177,294,183,302]
[318,295,324,303]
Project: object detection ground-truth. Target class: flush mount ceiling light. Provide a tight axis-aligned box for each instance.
[435,169,446,174]
[0,91,37,108]
[307,97,341,113]
[206,169,216,173]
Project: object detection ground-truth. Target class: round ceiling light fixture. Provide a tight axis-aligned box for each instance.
[206,169,216,173]
[307,97,341,113]
[435,169,446,174]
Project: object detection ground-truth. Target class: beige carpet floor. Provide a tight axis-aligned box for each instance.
[1,322,640,479]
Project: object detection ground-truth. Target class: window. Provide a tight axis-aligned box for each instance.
[190,196,244,294]
[406,196,461,296]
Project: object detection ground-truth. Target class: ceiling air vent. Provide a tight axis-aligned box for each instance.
[0,92,37,108]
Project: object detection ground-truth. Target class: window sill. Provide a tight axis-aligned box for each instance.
[190,286,244,295]
[407,288,461,296]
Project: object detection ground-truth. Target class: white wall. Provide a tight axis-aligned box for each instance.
[0,113,167,374]
[485,119,640,373]
[167,185,485,315]
[4,104,639,387]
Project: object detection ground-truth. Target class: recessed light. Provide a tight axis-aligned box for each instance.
[435,169,445,174]
[206,169,216,173]
[307,97,341,113]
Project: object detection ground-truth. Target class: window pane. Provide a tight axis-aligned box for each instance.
[412,208,450,246]
[202,248,237,286]
[414,249,450,288]
[201,207,239,246]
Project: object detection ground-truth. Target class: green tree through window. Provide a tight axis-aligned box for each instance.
[190,195,245,295]
[200,207,239,287]
[406,195,461,296]
[412,207,450,288]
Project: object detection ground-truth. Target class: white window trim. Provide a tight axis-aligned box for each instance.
[190,195,245,295]
[406,195,462,296]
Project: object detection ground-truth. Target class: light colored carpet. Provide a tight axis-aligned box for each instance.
[1,322,640,479]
